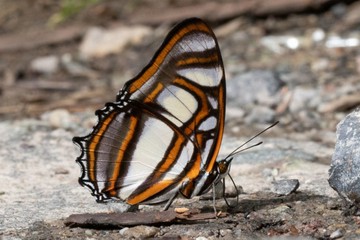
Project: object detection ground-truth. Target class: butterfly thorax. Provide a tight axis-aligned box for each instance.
[192,158,232,196]
[217,157,232,178]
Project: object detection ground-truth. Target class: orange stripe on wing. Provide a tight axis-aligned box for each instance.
[126,133,186,204]
[174,76,225,174]
[88,111,117,183]
[106,115,138,196]
[127,179,174,204]
[180,153,202,198]
[154,135,185,178]
[205,84,225,173]
[173,77,209,135]
[128,22,212,93]
[143,82,164,103]
[176,54,219,67]
[179,132,204,198]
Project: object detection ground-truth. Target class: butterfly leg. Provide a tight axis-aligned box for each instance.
[163,191,179,211]
[223,174,239,208]
[212,183,218,216]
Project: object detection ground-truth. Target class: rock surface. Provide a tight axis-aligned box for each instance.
[329,108,360,207]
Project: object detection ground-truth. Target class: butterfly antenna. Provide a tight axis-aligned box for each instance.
[224,121,279,160]
[227,141,263,158]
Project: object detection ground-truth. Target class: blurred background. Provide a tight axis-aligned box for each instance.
[0,0,359,135]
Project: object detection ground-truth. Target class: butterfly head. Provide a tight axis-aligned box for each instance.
[215,157,239,209]
[216,157,233,179]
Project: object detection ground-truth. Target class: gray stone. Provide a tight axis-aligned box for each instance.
[279,70,316,85]
[291,110,322,131]
[79,25,151,59]
[60,53,97,78]
[268,204,291,215]
[195,237,208,240]
[227,70,283,107]
[30,55,59,74]
[120,225,159,239]
[329,108,360,207]
[289,87,320,112]
[226,106,245,120]
[260,35,301,54]
[41,108,73,129]
[272,179,300,195]
[329,229,344,239]
[244,105,276,124]
[219,229,233,237]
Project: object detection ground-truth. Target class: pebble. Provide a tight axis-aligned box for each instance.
[119,225,159,239]
[226,106,245,120]
[227,70,283,107]
[329,108,360,207]
[79,25,152,59]
[61,53,97,78]
[268,204,291,215]
[244,105,276,124]
[329,229,344,239]
[260,35,301,54]
[195,237,209,240]
[272,179,300,195]
[219,229,233,237]
[279,70,317,87]
[295,110,321,130]
[41,108,72,129]
[312,58,330,72]
[119,227,129,235]
[289,87,320,112]
[30,55,59,74]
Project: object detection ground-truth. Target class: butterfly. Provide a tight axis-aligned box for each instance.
[73,18,237,212]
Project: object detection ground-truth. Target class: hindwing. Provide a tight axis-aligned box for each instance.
[74,18,226,205]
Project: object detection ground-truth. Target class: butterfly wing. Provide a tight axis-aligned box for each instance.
[74,18,225,205]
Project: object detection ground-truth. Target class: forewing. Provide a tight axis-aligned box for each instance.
[121,18,226,174]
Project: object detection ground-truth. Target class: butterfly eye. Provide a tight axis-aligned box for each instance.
[217,158,233,175]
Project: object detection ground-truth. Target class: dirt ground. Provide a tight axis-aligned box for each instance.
[1,0,360,239]
[12,193,358,239]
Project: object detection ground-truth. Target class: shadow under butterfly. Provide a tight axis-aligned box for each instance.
[73,18,277,214]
